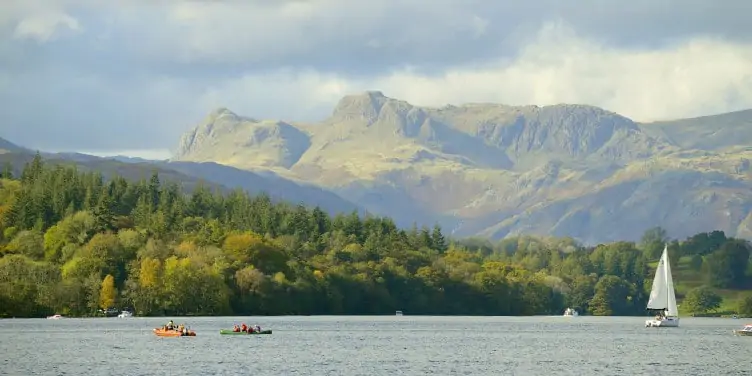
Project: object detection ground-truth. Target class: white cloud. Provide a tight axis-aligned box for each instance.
[2,0,81,42]
[198,69,353,121]
[370,23,752,121]
[13,13,81,42]
[199,22,752,123]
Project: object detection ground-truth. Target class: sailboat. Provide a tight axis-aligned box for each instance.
[645,244,679,327]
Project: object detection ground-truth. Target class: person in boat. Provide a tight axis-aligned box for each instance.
[167,320,175,330]
[241,323,248,333]
[254,325,261,333]
[248,325,255,334]
[233,325,240,332]
[178,324,184,333]
[655,310,668,321]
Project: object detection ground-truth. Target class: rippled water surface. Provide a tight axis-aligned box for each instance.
[1,316,750,375]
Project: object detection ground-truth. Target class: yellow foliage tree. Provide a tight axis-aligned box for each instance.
[222,232,263,263]
[273,272,287,284]
[139,258,162,288]
[99,274,116,310]
[175,240,198,257]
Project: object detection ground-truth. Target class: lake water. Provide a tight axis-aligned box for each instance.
[0,316,749,375]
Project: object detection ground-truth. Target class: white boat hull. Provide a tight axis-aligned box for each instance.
[563,308,579,317]
[645,317,679,327]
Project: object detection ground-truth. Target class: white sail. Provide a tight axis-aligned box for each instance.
[646,245,678,317]
[646,245,668,310]
[664,248,678,317]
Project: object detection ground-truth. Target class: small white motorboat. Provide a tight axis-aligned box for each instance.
[117,310,133,318]
[47,314,63,320]
[395,310,403,316]
[563,308,579,317]
[733,324,752,336]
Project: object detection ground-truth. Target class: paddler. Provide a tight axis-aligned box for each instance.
[241,323,248,333]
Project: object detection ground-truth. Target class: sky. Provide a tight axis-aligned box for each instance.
[1,0,751,160]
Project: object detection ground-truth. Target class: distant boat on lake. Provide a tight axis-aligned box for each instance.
[733,324,752,336]
[563,308,579,317]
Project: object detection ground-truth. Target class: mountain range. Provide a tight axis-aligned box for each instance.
[3,92,750,244]
[171,91,752,244]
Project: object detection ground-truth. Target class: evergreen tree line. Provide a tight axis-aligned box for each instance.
[0,155,750,318]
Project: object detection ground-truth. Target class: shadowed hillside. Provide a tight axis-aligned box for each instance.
[0,149,362,217]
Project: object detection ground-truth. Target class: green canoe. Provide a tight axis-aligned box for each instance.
[219,329,273,335]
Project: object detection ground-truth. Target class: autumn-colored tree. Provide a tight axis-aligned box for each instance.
[0,155,748,319]
[99,274,116,310]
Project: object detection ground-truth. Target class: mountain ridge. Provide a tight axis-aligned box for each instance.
[0,137,27,154]
[172,92,752,244]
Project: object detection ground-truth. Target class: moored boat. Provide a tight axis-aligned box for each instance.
[47,314,63,320]
[219,329,272,335]
[117,310,133,318]
[153,328,196,337]
[563,308,579,317]
[733,324,752,336]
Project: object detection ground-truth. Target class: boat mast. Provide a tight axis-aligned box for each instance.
[663,244,669,316]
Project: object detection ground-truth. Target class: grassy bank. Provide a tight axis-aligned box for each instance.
[648,256,752,316]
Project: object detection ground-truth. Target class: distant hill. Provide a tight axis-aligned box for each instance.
[159,161,361,215]
[172,91,752,243]
[0,149,362,216]
[640,109,752,151]
[0,137,26,154]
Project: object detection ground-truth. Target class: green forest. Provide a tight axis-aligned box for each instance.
[1,154,751,318]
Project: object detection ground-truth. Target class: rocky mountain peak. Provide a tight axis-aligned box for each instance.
[175,107,251,159]
[207,107,238,120]
[330,91,391,123]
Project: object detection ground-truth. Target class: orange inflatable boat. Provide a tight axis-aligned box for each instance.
[153,327,196,337]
